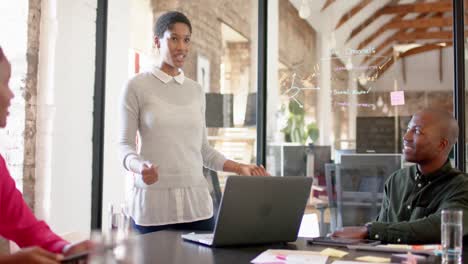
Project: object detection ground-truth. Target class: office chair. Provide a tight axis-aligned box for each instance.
[324,163,387,233]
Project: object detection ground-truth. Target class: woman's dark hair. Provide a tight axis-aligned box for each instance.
[154,11,192,38]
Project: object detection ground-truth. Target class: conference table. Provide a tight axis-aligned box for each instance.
[133,230,444,264]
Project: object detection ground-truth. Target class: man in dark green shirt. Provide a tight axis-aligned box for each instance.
[333,109,468,244]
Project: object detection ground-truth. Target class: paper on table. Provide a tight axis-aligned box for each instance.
[379,244,441,251]
[298,213,320,238]
[251,249,327,264]
[355,256,391,263]
[331,261,375,264]
[320,248,349,258]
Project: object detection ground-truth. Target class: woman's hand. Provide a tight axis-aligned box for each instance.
[0,247,63,264]
[238,164,270,176]
[141,163,159,185]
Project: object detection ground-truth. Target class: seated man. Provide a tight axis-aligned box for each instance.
[333,109,468,244]
[0,47,90,263]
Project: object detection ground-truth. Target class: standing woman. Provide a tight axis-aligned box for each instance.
[119,11,268,234]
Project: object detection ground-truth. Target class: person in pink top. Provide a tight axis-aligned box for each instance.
[0,47,91,263]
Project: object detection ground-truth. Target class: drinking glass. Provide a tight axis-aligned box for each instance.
[441,209,463,264]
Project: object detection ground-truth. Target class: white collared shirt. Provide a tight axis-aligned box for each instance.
[151,67,185,84]
[119,66,227,226]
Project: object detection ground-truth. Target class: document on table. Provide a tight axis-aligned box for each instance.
[251,249,327,264]
[330,255,392,263]
[331,261,378,264]
[297,213,320,238]
[355,256,391,263]
[319,248,348,258]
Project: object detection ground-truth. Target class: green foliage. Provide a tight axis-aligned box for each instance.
[281,101,319,144]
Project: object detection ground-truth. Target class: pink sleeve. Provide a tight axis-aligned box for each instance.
[0,155,69,253]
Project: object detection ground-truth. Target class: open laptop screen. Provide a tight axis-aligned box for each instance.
[211,176,313,247]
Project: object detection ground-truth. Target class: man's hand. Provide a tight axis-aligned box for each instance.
[0,247,62,264]
[238,164,270,176]
[141,163,159,185]
[63,240,94,257]
[331,226,368,239]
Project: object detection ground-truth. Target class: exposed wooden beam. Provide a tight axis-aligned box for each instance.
[346,0,401,43]
[386,17,453,29]
[352,0,425,46]
[321,0,336,12]
[402,42,452,57]
[380,1,452,15]
[357,14,405,50]
[371,42,453,78]
[410,12,444,34]
[364,13,444,67]
[335,0,372,29]
[394,30,460,42]
[358,11,434,51]
[365,48,394,70]
[362,35,395,64]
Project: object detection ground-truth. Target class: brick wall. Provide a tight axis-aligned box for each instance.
[278,0,316,73]
[23,0,41,210]
[278,0,317,119]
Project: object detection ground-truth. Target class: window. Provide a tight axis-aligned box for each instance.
[266,0,455,227]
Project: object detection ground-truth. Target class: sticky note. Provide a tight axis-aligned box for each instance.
[390,91,405,106]
[320,248,349,258]
[355,256,391,263]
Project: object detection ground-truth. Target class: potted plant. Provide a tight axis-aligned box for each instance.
[281,101,319,144]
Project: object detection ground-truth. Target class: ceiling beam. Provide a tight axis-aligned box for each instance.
[365,48,394,69]
[362,35,395,64]
[370,42,452,78]
[357,13,408,50]
[402,42,452,57]
[380,1,452,15]
[386,16,453,29]
[362,12,444,65]
[351,0,425,46]
[393,30,468,42]
[346,0,401,43]
[362,12,443,64]
[358,10,437,51]
[321,0,336,12]
[335,0,373,29]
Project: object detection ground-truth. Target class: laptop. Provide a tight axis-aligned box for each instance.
[182,176,313,247]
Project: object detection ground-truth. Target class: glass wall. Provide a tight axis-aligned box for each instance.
[266,0,454,230]
[102,0,258,227]
[464,2,468,171]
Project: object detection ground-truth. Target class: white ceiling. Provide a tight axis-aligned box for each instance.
[221,22,249,43]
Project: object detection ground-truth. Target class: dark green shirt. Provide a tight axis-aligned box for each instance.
[369,160,468,244]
